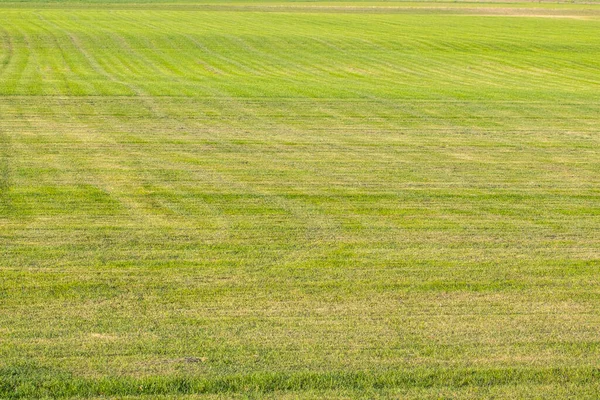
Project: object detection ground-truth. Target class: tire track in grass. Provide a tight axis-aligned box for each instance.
[19,18,44,95]
[29,15,77,95]
[109,18,222,94]
[0,22,31,95]
[186,164,344,270]
[82,12,242,100]
[0,22,14,79]
[38,97,235,248]
[130,13,314,108]
[100,12,241,92]
[90,20,171,79]
[34,13,131,94]
[35,12,167,118]
[91,10,341,251]
[64,13,168,95]
[156,108,345,267]
[130,14,308,118]
[156,29,259,76]
[152,11,350,92]
[122,14,380,259]
[67,13,199,96]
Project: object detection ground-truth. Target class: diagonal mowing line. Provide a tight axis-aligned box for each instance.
[0,22,14,79]
[34,12,166,117]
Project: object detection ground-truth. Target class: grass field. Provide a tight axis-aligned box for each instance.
[1,1,600,398]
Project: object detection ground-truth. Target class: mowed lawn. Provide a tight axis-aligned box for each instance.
[1,1,600,398]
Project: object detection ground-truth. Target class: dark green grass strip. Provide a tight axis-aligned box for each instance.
[2,364,599,398]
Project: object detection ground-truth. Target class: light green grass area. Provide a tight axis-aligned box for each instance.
[1,2,599,398]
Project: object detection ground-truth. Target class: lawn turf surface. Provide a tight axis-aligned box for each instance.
[1,1,600,398]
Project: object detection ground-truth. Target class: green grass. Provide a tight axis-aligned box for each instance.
[1,1,599,398]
